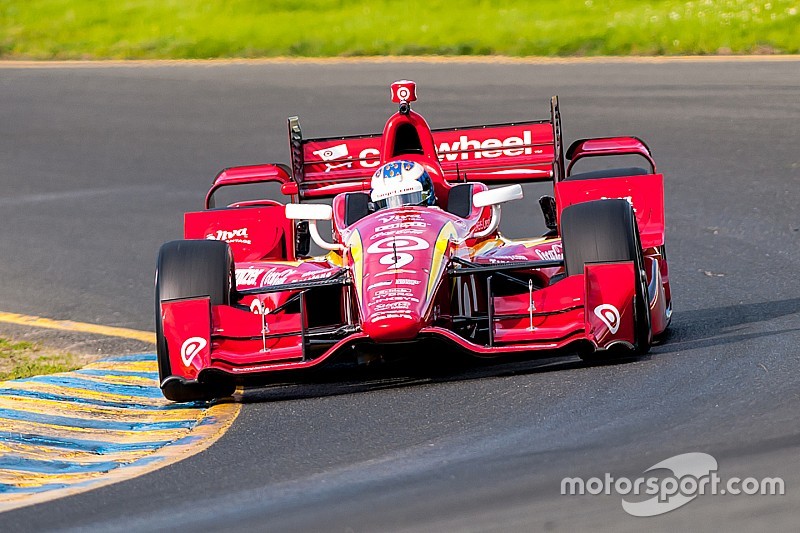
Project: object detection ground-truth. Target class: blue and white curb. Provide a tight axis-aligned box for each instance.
[0,354,239,511]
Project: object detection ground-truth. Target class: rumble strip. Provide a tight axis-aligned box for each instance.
[0,317,240,512]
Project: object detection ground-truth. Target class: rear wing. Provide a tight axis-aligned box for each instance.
[288,96,566,199]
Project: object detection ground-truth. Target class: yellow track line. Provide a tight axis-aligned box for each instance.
[69,373,158,387]
[0,441,155,465]
[0,395,204,422]
[0,55,798,68]
[0,418,189,442]
[2,380,168,406]
[89,361,161,372]
[0,312,155,344]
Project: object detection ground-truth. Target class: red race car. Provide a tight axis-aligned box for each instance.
[155,81,671,402]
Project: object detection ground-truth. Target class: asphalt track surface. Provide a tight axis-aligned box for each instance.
[1,60,799,531]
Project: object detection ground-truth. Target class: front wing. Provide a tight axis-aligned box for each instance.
[159,262,639,383]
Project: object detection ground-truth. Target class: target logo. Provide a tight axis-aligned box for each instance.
[312,143,352,172]
[180,337,207,367]
[391,80,417,103]
[594,304,621,334]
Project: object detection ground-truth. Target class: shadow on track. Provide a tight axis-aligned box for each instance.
[239,353,589,404]
[237,298,800,404]
[656,297,800,353]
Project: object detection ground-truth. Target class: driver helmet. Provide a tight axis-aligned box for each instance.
[370,160,436,210]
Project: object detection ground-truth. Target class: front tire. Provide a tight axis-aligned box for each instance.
[561,199,651,359]
[155,239,236,402]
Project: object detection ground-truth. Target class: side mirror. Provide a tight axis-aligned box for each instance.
[473,184,523,208]
[285,203,332,221]
[471,185,524,238]
[284,203,343,251]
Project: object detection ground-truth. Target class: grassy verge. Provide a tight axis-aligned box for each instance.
[0,337,81,381]
[0,0,798,59]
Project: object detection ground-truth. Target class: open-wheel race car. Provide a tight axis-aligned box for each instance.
[155,81,671,402]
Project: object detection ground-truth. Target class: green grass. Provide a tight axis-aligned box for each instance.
[0,337,80,381]
[0,0,797,59]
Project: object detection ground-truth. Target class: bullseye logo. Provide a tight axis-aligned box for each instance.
[367,235,428,271]
[312,143,351,172]
[180,337,207,367]
[391,80,417,103]
[594,304,621,334]
[317,146,342,160]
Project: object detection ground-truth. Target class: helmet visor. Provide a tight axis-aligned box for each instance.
[379,191,423,209]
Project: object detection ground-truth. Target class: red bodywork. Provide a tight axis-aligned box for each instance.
[159,85,671,386]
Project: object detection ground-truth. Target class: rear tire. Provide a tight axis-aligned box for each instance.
[561,199,651,359]
[155,239,236,402]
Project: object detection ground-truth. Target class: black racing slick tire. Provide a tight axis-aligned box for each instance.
[155,239,236,402]
[561,199,651,358]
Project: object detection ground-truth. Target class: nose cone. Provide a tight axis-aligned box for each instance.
[362,313,424,342]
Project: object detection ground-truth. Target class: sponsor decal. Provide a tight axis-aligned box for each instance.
[377,214,401,224]
[237,267,335,288]
[369,228,426,239]
[488,255,529,263]
[236,267,265,287]
[373,301,413,311]
[310,128,546,174]
[180,337,207,367]
[378,253,413,269]
[437,131,540,161]
[374,221,428,233]
[377,213,423,224]
[299,270,336,281]
[370,287,420,303]
[371,313,414,322]
[359,148,381,168]
[394,278,422,286]
[594,304,621,334]
[368,235,430,272]
[473,215,492,232]
[367,279,421,292]
[535,243,563,261]
[261,267,295,286]
[250,299,266,314]
[206,228,251,245]
[561,452,784,517]
[367,280,393,292]
[313,143,352,172]
[373,295,420,304]
[375,269,417,277]
[390,81,418,103]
